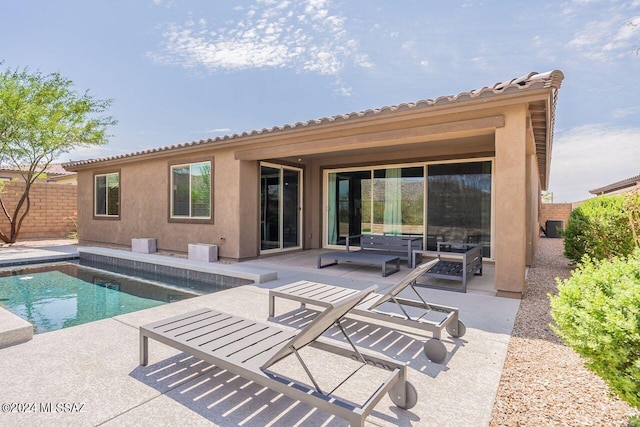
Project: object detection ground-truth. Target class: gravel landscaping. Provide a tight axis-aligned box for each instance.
[490,238,640,426]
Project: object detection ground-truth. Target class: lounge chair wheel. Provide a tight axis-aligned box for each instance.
[446,319,466,338]
[424,338,447,364]
[389,381,418,410]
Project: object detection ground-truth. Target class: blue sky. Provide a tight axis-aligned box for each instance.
[1,0,639,202]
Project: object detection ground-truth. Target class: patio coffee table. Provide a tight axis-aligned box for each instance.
[317,251,400,277]
[411,242,482,292]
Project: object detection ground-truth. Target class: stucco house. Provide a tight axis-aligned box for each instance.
[64,70,564,298]
[0,163,77,184]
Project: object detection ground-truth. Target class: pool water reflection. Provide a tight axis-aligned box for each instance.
[0,263,198,333]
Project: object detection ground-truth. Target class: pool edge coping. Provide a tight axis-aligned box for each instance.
[0,306,33,348]
[78,247,278,284]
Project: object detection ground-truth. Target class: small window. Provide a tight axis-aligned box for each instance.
[171,161,211,219]
[95,172,120,217]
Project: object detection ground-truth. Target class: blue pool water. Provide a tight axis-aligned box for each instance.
[0,264,198,333]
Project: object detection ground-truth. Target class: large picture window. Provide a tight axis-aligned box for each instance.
[170,161,211,219]
[94,172,120,217]
[427,161,492,257]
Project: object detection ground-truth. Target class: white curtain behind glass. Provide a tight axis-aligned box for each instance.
[383,168,402,234]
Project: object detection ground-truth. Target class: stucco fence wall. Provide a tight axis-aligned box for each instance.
[0,181,77,239]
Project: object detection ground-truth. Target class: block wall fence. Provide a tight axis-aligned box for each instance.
[0,181,77,239]
[540,202,581,232]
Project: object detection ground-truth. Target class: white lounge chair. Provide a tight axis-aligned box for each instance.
[140,285,417,427]
[269,259,465,364]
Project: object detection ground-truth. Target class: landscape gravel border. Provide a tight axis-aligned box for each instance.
[490,238,639,426]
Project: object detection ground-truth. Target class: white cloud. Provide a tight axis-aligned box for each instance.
[150,0,176,8]
[566,14,640,61]
[470,56,489,70]
[610,107,638,119]
[548,124,640,202]
[147,0,370,94]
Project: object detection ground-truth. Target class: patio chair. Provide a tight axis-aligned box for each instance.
[269,259,465,364]
[140,285,417,427]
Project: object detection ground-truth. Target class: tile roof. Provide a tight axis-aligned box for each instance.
[589,173,640,195]
[64,70,564,169]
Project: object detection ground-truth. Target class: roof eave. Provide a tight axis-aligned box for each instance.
[64,70,564,171]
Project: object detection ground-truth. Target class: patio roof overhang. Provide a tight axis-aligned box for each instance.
[232,87,559,188]
[233,115,504,161]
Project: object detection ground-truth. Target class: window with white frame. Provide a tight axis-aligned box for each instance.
[94,172,120,217]
[170,161,211,219]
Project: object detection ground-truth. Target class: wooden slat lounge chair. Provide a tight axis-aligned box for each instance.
[140,286,417,427]
[269,259,465,364]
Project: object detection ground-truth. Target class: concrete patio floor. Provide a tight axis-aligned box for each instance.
[0,242,519,426]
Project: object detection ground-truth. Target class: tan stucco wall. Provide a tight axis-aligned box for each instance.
[494,105,528,297]
[238,160,260,258]
[78,149,246,259]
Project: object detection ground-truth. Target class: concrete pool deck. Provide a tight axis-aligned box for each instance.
[0,243,79,267]
[0,241,519,426]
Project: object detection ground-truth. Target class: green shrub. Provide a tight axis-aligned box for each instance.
[562,194,638,263]
[549,250,640,409]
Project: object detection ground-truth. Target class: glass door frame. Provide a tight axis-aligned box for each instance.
[322,161,425,250]
[260,162,303,255]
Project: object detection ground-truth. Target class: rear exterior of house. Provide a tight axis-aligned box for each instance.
[64,70,564,298]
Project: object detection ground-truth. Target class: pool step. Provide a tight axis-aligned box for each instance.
[0,307,33,348]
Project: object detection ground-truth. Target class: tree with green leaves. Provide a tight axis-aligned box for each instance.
[0,66,116,243]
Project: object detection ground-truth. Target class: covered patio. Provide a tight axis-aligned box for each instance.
[246,248,496,296]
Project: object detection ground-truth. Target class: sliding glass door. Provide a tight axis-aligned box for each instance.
[260,163,302,253]
[324,160,493,258]
[326,166,424,246]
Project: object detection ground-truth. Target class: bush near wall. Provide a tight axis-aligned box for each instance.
[550,250,640,410]
[562,194,639,263]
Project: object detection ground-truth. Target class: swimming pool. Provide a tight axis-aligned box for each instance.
[0,263,201,334]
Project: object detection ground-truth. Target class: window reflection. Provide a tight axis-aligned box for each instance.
[427,162,492,257]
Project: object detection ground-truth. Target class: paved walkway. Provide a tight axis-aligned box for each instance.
[0,240,79,267]
[0,240,519,426]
